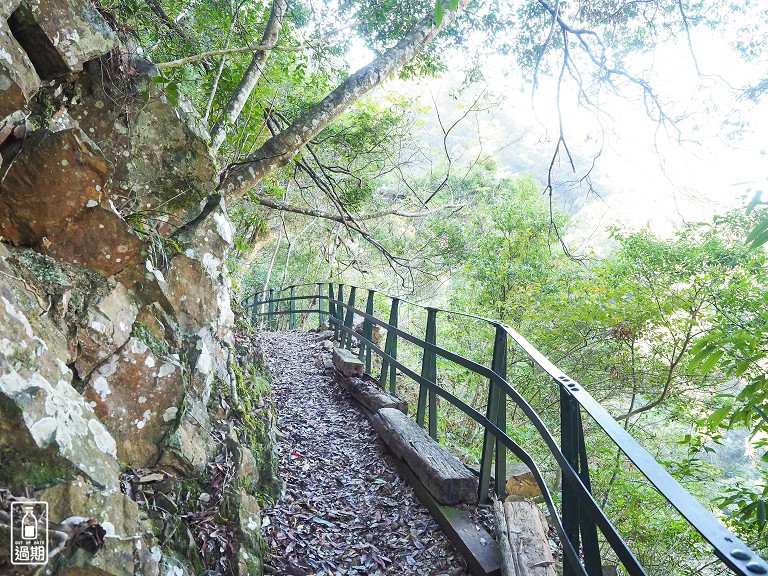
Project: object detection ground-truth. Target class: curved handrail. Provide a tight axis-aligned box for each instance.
[246,282,768,576]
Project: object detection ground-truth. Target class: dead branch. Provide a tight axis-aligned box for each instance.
[251,194,462,223]
[155,42,311,69]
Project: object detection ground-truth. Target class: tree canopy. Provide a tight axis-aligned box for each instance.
[103,0,767,235]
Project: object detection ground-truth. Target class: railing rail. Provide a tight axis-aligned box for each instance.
[243,282,768,576]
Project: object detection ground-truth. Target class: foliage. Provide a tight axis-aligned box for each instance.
[97,0,768,568]
[676,207,768,546]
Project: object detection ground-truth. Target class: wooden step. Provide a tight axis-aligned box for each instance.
[396,455,501,576]
[333,372,407,414]
[332,346,364,377]
[493,498,556,576]
[371,407,478,506]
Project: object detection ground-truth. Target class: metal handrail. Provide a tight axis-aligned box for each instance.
[244,282,768,576]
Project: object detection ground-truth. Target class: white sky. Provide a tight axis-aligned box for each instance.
[345,17,767,252]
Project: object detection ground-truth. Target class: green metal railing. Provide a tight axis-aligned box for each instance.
[245,282,768,576]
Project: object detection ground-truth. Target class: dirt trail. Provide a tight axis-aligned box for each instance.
[259,330,471,576]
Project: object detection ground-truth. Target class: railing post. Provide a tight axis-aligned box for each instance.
[561,387,602,576]
[335,284,344,342]
[417,308,438,440]
[267,289,275,330]
[250,294,259,328]
[360,289,375,372]
[479,324,508,502]
[318,283,327,328]
[379,298,399,394]
[327,284,335,334]
[289,286,296,330]
[342,286,356,350]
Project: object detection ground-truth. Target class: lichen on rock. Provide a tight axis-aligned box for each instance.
[83,336,185,468]
[0,1,279,574]
[0,246,120,490]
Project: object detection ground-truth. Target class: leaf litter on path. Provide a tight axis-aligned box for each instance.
[260,330,472,576]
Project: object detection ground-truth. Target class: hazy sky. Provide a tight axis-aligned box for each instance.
[348,14,767,252]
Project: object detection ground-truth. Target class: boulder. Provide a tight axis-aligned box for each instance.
[74,280,138,378]
[232,488,265,576]
[353,321,385,347]
[0,18,41,118]
[175,195,235,265]
[164,254,220,335]
[0,128,112,244]
[84,338,184,468]
[44,205,146,276]
[225,430,260,495]
[72,58,217,235]
[1,0,21,18]
[0,128,146,276]
[159,413,216,475]
[38,478,159,576]
[163,198,236,338]
[0,244,119,490]
[135,301,181,350]
[7,0,115,79]
[117,259,174,313]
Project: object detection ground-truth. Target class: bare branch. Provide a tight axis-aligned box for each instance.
[532,0,561,92]
[155,41,310,70]
[250,194,462,223]
[424,87,488,205]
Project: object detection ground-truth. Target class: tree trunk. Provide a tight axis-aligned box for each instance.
[217,0,470,202]
[209,0,288,155]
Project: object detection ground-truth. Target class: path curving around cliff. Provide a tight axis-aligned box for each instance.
[259,330,471,576]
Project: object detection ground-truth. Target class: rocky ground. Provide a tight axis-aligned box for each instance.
[259,330,473,576]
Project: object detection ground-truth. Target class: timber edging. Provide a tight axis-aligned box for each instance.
[333,366,500,576]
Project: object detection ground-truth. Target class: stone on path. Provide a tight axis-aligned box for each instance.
[332,346,364,377]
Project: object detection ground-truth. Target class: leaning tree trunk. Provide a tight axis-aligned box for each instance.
[217,0,471,202]
[209,0,287,155]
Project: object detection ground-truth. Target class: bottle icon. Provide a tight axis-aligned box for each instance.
[21,505,37,540]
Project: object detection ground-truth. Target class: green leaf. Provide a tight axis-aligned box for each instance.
[699,349,724,374]
[434,0,444,26]
[758,499,766,529]
[735,359,752,377]
[750,225,768,249]
[449,0,459,9]
[165,82,180,107]
[746,190,764,214]
[708,405,732,428]
[752,404,768,427]
[746,216,768,245]
[687,342,715,371]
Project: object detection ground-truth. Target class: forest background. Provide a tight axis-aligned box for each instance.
[101,0,768,573]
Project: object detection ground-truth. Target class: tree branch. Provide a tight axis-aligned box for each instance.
[209,0,288,155]
[155,41,309,70]
[250,194,463,223]
[217,0,471,201]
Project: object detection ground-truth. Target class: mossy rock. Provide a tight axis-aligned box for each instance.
[0,395,72,490]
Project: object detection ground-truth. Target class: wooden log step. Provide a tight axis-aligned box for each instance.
[395,454,501,576]
[333,371,408,414]
[493,498,556,576]
[332,347,364,377]
[371,407,478,505]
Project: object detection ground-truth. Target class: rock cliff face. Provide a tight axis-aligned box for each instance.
[0,1,276,574]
